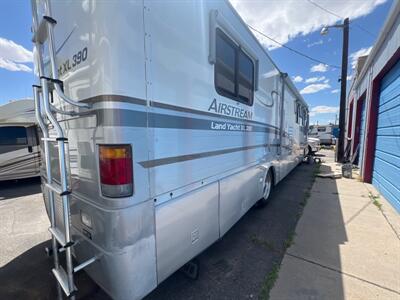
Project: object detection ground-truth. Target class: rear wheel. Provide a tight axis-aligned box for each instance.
[256,170,273,207]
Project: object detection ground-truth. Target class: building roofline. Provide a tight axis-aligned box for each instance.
[354,1,400,89]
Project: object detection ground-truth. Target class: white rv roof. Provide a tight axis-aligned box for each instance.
[0,99,36,126]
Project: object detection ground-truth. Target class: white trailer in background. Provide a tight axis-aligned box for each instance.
[308,124,337,145]
[31,0,309,299]
[0,99,40,181]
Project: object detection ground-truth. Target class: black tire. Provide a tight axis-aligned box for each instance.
[256,170,273,208]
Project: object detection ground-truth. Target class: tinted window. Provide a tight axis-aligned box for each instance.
[215,32,236,97]
[295,103,300,124]
[215,29,254,105]
[0,126,27,145]
[303,109,308,126]
[238,51,254,103]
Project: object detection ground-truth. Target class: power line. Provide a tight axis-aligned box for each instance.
[306,0,342,18]
[306,0,376,38]
[248,24,341,69]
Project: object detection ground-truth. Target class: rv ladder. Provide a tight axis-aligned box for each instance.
[31,0,95,299]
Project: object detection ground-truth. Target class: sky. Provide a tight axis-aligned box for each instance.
[0,0,394,125]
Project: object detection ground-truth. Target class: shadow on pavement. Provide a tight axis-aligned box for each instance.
[0,239,109,300]
[145,162,320,300]
[0,177,41,201]
[1,160,343,300]
[274,152,347,299]
[0,240,54,300]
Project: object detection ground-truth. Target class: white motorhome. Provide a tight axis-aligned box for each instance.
[31,0,309,299]
[308,124,337,145]
[0,99,40,181]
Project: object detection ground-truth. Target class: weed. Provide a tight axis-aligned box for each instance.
[258,161,318,299]
[250,235,276,252]
[369,193,382,210]
[260,263,281,300]
[283,231,296,249]
[373,200,382,210]
[300,190,311,206]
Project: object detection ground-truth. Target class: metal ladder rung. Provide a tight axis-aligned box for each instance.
[32,17,48,43]
[31,2,93,297]
[52,266,76,297]
[45,183,71,196]
[45,183,62,195]
[41,137,57,142]
[41,137,68,142]
[32,15,56,43]
[49,227,67,247]
[73,257,98,273]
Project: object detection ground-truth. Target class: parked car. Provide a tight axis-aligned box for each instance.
[307,137,321,155]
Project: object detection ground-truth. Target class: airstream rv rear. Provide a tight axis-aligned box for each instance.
[31,0,309,299]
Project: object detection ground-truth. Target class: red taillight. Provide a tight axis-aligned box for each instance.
[99,145,133,197]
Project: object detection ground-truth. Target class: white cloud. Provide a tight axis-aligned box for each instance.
[305,76,326,83]
[307,39,323,48]
[0,58,32,73]
[0,37,33,72]
[230,0,385,50]
[310,63,329,73]
[300,83,331,94]
[292,75,303,83]
[331,89,340,94]
[309,105,339,116]
[350,46,372,69]
[323,78,330,83]
[347,75,353,81]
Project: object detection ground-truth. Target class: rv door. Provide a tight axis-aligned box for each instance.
[0,126,40,181]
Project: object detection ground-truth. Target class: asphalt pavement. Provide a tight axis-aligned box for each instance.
[0,159,317,300]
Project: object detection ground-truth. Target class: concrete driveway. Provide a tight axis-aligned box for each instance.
[0,160,317,300]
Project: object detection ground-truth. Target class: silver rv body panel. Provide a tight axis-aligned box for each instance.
[33,0,308,299]
[0,100,40,181]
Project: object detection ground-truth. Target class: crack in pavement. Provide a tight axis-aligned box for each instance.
[344,200,373,225]
[363,184,400,241]
[286,252,400,296]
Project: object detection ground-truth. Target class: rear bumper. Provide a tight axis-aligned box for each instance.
[72,227,156,300]
[42,187,157,300]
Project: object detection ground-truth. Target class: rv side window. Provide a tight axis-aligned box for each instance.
[302,108,308,127]
[0,126,27,145]
[215,30,236,97]
[215,29,254,105]
[299,105,304,126]
[238,50,254,103]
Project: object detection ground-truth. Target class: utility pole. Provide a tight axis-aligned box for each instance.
[337,18,349,163]
[321,18,349,162]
